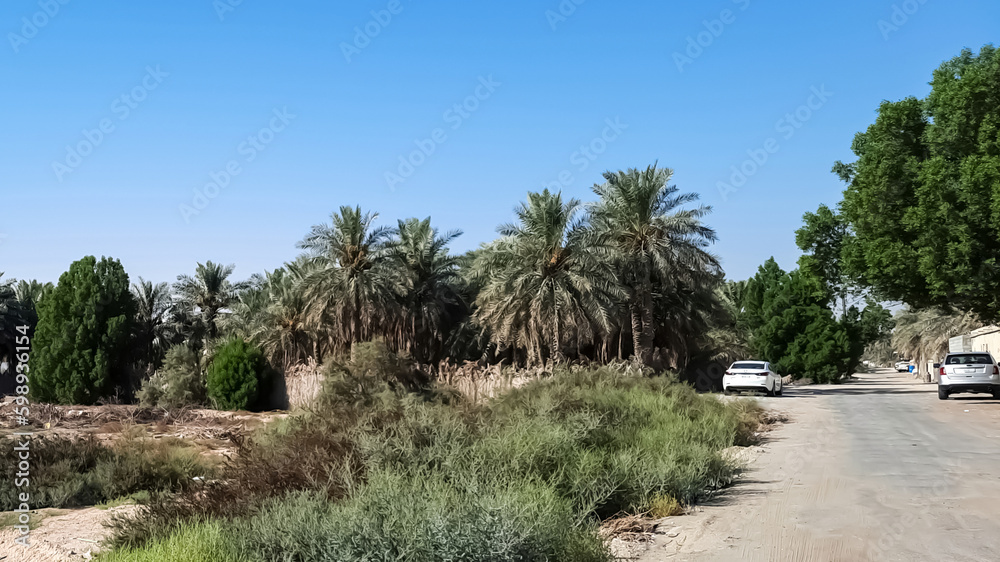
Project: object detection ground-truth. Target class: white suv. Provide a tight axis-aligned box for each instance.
[938,352,1000,400]
[723,361,782,397]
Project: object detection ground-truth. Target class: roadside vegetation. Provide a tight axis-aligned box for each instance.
[98,344,764,562]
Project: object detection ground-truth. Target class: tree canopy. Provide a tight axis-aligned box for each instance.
[836,45,1000,319]
[29,256,137,404]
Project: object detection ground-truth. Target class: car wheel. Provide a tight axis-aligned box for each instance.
[723,388,731,396]
[766,384,775,397]
[775,382,783,396]
[938,387,949,400]
[992,388,1000,400]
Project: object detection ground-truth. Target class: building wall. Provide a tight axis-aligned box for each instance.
[970,326,1000,355]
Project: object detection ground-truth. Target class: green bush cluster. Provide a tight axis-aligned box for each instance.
[102,349,763,562]
[205,337,267,410]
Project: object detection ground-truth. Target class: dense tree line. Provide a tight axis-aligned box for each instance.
[3,160,899,405]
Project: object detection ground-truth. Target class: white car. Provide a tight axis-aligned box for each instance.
[895,360,911,372]
[723,361,782,396]
[938,352,1000,400]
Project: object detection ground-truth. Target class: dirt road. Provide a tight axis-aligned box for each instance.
[640,369,1000,562]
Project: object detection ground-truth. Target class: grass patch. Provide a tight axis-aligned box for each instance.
[649,493,684,518]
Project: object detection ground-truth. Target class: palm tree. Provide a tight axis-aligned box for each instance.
[473,190,621,366]
[0,275,23,363]
[233,264,319,370]
[590,164,721,365]
[131,278,173,377]
[297,206,397,353]
[892,307,982,374]
[388,217,467,363]
[174,261,247,347]
[13,279,52,314]
[0,275,51,362]
[706,280,753,366]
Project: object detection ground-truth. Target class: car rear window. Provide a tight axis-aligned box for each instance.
[731,362,765,370]
[946,354,993,365]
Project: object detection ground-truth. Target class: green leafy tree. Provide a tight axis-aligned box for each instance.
[840,300,895,376]
[206,337,267,410]
[753,267,850,383]
[30,257,137,404]
[795,204,855,313]
[836,45,1000,319]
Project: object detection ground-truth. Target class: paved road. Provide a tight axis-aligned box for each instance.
[640,369,1000,562]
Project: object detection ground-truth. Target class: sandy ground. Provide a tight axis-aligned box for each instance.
[0,506,136,561]
[638,368,1000,562]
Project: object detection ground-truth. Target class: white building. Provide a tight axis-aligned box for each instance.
[970,325,1000,354]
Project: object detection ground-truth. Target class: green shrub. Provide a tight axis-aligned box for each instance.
[107,365,766,560]
[227,475,610,562]
[137,345,205,408]
[0,432,213,511]
[319,341,431,407]
[206,337,266,410]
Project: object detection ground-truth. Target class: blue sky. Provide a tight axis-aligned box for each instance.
[1,0,997,285]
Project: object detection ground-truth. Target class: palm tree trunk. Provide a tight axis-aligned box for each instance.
[630,304,643,362]
[551,291,562,364]
[639,285,655,366]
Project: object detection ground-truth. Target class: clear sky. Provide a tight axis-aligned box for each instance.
[2,0,997,285]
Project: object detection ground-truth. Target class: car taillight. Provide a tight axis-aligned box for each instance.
[994,365,999,375]
[939,366,946,377]
[760,372,769,376]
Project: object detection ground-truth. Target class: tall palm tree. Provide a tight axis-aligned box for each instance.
[131,278,173,376]
[174,261,246,347]
[473,190,621,366]
[233,264,320,370]
[590,164,721,365]
[389,217,467,363]
[297,206,397,352]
